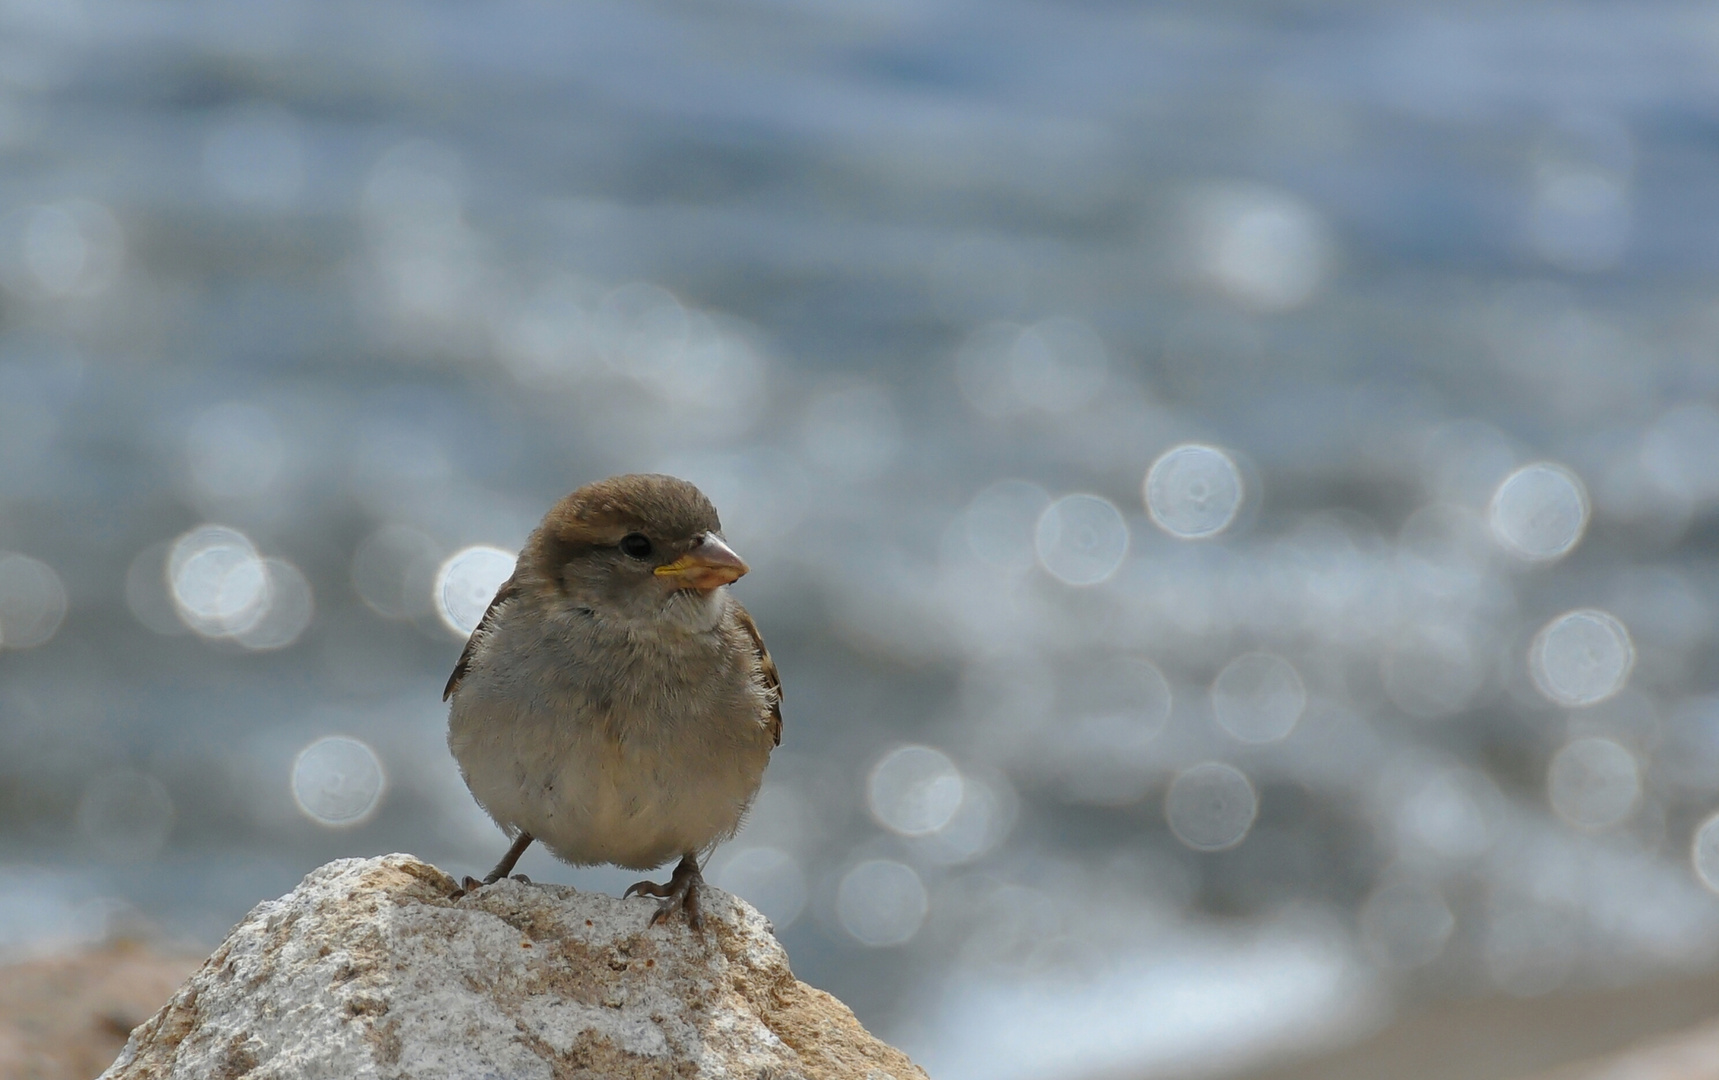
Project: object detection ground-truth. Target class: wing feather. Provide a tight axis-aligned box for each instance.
[732,603,782,746]
[442,576,520,702]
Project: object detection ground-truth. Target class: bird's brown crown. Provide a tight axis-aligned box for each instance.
[535,474,722,552]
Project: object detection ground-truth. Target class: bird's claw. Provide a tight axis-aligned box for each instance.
[625,855,704,930]
[454,870,532,900]
[450,875,485,900]
[651,891,702,930]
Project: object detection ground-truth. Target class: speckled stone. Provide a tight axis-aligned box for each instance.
[100,854,926,1080]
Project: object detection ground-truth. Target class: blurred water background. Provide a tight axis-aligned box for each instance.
[3,2,1719,1077]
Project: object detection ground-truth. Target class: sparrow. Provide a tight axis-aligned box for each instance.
[444,474,781,928]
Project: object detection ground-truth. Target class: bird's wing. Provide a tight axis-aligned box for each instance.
[733,603,782,746]
[443,576,520,702]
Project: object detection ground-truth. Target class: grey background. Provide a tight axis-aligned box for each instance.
[1,2,1718,1077]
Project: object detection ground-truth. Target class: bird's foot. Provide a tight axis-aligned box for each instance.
[451,875,484,900]
[624,854,703,930]
[452,833,537,899]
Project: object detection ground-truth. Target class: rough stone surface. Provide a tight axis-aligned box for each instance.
[99,854,925,1080]
[1527,1021,1719,1080]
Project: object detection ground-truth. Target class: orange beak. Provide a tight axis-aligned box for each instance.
[654,534,749,591]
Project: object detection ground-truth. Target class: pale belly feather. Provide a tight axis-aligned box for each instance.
[447,609,773,871]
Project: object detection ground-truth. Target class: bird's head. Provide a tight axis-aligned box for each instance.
[522,474,748,627]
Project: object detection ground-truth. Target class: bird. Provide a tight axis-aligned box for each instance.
[443,473,781,928]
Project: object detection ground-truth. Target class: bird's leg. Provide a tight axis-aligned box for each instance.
[485,833,535,884]
[455,833,534,897]
[623,854,704,929]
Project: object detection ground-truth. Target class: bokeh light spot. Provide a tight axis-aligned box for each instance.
[1210,653,1306,744]
[234,559,314,651]
[435,545,517,637]
[1187,183,1331,312]
[868,745,964,837]
[1488,462,1589,561]
[12,199,124,297]
[1691,813,1719,894]
[168,525,270,637]
[836,859,928,947]
[1144,444,1243,539]
[291,736,385,827]
[1165,762,1258,851]
[913,773,1017,865]
[1530,608,1634,707]
[0,552,67,649]
[1035,494,1128,586]
[1398,767,1498,860]
[1547,736,1639,829]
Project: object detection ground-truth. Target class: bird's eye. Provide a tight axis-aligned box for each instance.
[619,533,653,559]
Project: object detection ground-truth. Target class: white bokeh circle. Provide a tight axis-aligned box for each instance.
[1144,443,1244,539]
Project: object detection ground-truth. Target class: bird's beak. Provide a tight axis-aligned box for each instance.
[654,534,749,591]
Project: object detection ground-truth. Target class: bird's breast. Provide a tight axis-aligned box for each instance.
[447,608,773,867]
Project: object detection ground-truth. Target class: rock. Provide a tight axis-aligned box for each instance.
[1525,1019,1719,1080]
[99,854,926,1080]
[0,941,200,1080]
